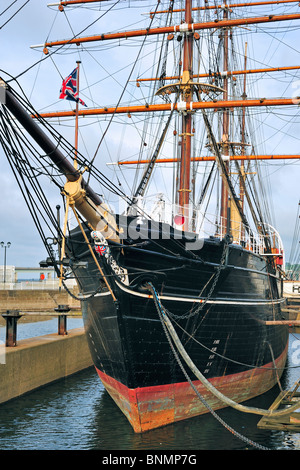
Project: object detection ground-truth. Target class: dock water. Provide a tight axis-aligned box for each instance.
[0,288,93,405]
[0,287,299,434]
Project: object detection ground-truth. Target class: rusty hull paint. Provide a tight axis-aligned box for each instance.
[96,344,288,433]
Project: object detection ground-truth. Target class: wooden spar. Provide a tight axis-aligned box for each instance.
[220,6,229,235]
[3,84,121,242]
[4,85,101,205]
[51,0,300,13]
[58,0,107,5]
[48,0,108,8]
[150,0,300,16]
[40,13,300,51]
[35,97,300,118]
[265,321,300,325]
[74,61,80,170]
[112,155,300,165]
[240,42,248,212]
[178,0,193,229]
[136,65,300,84]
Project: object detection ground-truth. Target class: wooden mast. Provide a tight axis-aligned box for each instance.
[240,43,248,212]
[36,2,300,232]
[178,0,193,230]
[38,12,300,52]
[74,60,81,170]
[48,0,108,9]
[49,0,300,10]
[220,5,229,236]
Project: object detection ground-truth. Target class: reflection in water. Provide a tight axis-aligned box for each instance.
[0,331,299,450]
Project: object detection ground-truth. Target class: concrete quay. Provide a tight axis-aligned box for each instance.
[0,288,80,313]
[0,327,93,405]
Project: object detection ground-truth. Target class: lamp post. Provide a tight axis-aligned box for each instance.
[1,242,11,285]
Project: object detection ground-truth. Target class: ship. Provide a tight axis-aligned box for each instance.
[0,0,300,434]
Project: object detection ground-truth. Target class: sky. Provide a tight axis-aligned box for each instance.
[0,0,299,269]
[0,0,117,267]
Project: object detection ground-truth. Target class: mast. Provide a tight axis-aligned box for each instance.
[220,5,229,236]
[74,60,81,170]
[240,42,248,212]
[30,0,300,236]
[49,0,107,7]
[178,0,193,229]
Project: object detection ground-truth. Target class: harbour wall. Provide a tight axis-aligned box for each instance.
[0,286,93,405]
[0,288,80,313]
[0,327,93,404]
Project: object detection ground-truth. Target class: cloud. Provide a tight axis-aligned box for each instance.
[0,0,299,270]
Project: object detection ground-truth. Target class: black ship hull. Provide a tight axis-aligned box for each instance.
[67,219,288,432]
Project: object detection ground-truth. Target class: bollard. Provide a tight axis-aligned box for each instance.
[54,305,70,335]
[1,310,23,347]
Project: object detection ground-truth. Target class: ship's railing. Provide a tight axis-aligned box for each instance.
[64,193,284,262]
[141,196,284,261]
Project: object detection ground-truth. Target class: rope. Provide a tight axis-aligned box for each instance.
[61,277,102,301]
[148,282,270,450]
[147,282,300,450]
[149,283,300,417]
[162,239,229,320]
[71,205,116,301]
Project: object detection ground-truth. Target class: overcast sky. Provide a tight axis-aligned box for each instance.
[0,0,110,267]
[0,0,299,269]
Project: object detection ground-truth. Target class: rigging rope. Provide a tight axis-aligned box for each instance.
[87,0,162,178]
[0,0,30,31]
[6,0,122,81]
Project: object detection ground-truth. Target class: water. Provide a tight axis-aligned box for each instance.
[0,319,299,451]
[0,315,84,341]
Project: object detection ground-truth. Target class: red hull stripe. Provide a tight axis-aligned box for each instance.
[95,344,288,432]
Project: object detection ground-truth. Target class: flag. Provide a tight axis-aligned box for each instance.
[59,67,87,106]
[95,245,107,256]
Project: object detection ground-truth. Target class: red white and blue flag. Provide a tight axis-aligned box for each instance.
[95,245,107,256]
[59,67,87,106]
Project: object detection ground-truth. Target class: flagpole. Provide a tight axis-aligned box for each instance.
[74,60,81,169]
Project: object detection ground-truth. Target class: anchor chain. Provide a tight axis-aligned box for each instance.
[160,238,229,321]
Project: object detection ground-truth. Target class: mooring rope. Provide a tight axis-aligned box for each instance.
[147,282,270,450]
[147,282,299,450]
[147,284,300,417]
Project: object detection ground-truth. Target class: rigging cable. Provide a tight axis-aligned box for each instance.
[7,0,122,81]
[0,0,30,30]
[86,0,163,180]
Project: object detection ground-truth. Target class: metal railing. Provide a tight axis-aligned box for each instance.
[0,279,77,290]
[142,197,284,259]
